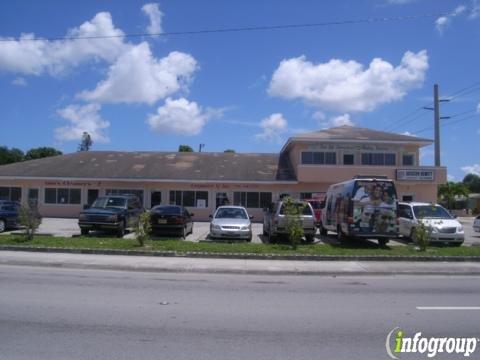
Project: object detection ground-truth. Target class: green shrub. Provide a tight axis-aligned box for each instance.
[283,197,305,249]
[18,205,41,241]
[413,222,430,252]
[130,212,152,246]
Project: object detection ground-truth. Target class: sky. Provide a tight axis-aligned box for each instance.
[0,0,479,181]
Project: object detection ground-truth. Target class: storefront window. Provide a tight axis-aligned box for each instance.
[233,192,272,208]
[0,187,21,202]
[169,190,209,208]
[361,153,396,166]
[45,188,81,204]
[301,151,336,165]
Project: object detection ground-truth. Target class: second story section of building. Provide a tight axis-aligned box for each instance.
[281,126,447,185]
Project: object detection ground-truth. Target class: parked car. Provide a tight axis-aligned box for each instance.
[397,202,464,246]
[473,215,480,233]
[209,206,252,241]
[0,200,20,233]
[305,198,325,227]
[263,199,316,243]
[78,195,143,237]
[150,205,194,238]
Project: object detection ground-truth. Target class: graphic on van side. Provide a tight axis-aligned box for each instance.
[351,181,397,234]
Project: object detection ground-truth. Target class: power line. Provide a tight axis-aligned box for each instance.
[0,12,451,42]
[414,112,479,135]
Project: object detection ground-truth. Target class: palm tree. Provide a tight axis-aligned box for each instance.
[438,182,469,209]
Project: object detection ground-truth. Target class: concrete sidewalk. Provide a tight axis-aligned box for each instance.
[2,250,480,275]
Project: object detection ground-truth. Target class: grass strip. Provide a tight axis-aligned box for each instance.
[1,235,480,257]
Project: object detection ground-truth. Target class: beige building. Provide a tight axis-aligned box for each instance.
[0,126,446,220]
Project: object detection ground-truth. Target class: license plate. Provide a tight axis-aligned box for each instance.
[158,219,167,224]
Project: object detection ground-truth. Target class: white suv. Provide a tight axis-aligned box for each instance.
[397,202,464,246]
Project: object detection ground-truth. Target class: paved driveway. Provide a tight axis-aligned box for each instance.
[4,217,480,246]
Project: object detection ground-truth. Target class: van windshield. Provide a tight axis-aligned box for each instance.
[352,180,397,205]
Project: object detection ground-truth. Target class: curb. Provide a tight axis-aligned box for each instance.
[1,245,480,262]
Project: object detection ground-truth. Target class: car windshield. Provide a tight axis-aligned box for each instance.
[280,203,313,216]
[91,197,126,209]
[413,205,452,219]
[215,208,248,219]
[308,200,324,210]
[152,206,181,215]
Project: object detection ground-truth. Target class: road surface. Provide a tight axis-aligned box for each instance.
[0,265,479,359]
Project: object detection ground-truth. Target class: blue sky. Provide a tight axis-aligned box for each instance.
[0,0,479,181]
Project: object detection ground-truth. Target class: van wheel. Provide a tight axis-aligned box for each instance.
[80,228,89,236]
[336,226,347,243]
[409,228,417,243]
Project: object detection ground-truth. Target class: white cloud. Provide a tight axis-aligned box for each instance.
[11,77,27,86]
[435,5,467,33]
[147,97,214,135]
[330,114,354,127]
[470,0,480,19]
[476,102,480,112]
[55,103,110,143]
[142,3,163,36]
[447,174,456,181]
[462,164,480,175]
[0,12,127,76]
[268,50,428,113]
[401,131,418,137]
[312,111,326,122]
[255,113,288,143]
[78,44,197,104]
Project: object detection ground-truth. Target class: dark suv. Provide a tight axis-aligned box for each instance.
[0,200,20,233]
[78,195,143,237]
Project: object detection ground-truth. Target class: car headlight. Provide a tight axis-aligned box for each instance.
[430,227,438,233]
[240,226,250,231]
[108,214,118,222]
[457,225,464,233]
[211,224,221,230]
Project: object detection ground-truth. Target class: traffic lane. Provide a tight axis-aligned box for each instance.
[0,266,479,360]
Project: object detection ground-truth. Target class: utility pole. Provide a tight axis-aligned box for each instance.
[424,84,449,167]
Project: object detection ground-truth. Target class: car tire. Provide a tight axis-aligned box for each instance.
[0,219,5,233]
[247,235,252,242]
[378,238,389,247]
[80,228,89,236]
[181,226,186,239]
[319,223,327,236]
[267,227,276,244]
[409,228,417,243]
[117,221,126,238]
[304,234,315,243]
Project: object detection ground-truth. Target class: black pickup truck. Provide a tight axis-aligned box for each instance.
[78,195,143,237]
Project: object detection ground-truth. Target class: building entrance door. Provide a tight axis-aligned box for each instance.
[151,191,162,208]
[215,192,229,208]
[87,189,99,205]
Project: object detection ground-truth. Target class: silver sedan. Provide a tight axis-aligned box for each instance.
[209,206,252,241]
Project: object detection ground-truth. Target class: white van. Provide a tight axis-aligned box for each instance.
[397,202,464,246]
[320,177,398,246]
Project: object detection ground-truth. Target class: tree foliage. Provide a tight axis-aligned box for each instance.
[282,197,305,249]
[224,149,235,153]
[25,147,62,160]
[0,146,24,165]
[178,145,194,152]
[463,173,480,193]
[78,132,93,151]
[437,182,469,209]
[18,205,42,241]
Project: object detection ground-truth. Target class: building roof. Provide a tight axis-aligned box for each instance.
[282,126,433,152]
[0,151,297,183]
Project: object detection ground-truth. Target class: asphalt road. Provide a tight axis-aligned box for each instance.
[1,265,479,360]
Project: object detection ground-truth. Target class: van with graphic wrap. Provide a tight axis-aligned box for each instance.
[319,177,398,246]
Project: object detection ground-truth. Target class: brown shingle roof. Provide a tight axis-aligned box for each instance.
[291,126,432,143]
[0,151,297,182]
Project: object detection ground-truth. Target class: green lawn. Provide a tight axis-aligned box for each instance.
[1,235,480,257]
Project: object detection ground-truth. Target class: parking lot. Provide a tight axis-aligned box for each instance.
[3,217,480,246]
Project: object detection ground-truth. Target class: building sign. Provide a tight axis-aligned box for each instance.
[396,169,434,181]
[44,181,102,187]
[190,183,260,189]
[308,143,399,151]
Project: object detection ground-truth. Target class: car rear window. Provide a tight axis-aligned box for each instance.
[152,206,181,215]
[279,203,313,216]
